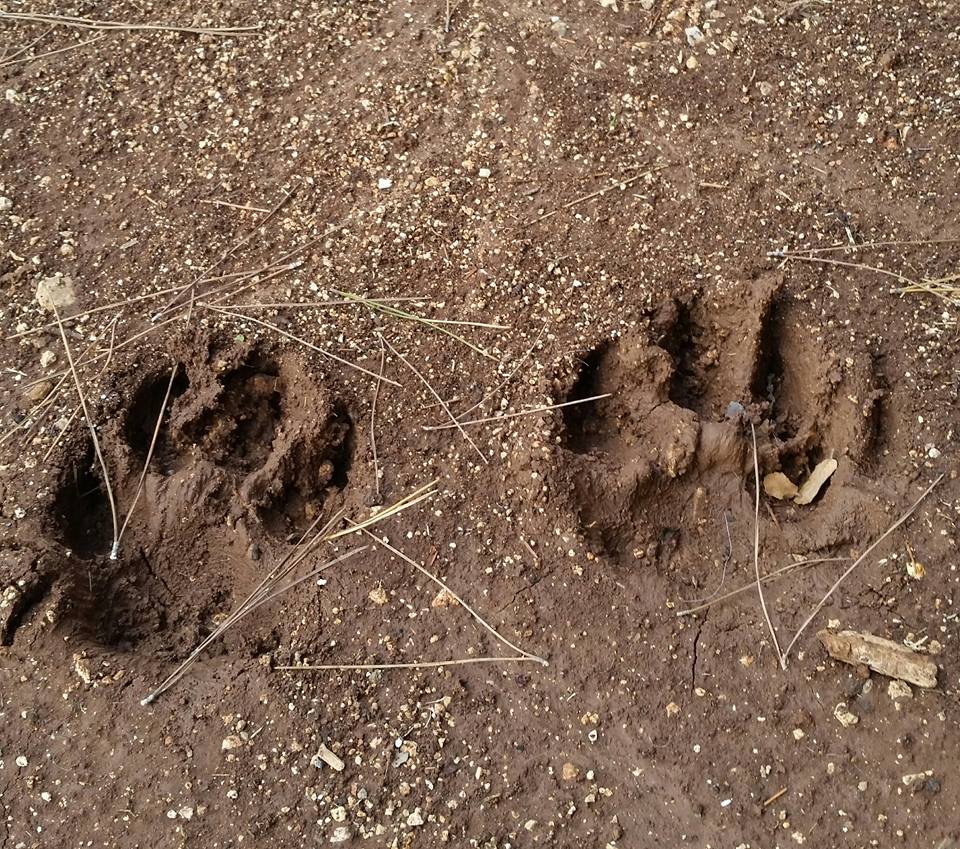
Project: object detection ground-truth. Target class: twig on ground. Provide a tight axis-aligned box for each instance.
[751,423,784,666]
[371,335,386,500]
[763,788,788,807]
[37,318,119,460]
[203,305,399,385]
[772,252,914,285]
[675,556,849,617]
[529,164,666,224]
[27,313,182,390]
[0,33,104,67]
[335,289,503,361]
[278,656,534,672]
[199,198,271,213]
[0,11,261,36]
[779,473,944,668]
[52,305,119,556]
[381,335,487,464]
[141,482,439,704]
[422,393,611,430]
[1,24,54,63]
[112,364,179,559]
[769,237,960,255]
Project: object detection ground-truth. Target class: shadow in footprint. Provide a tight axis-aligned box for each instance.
[51,438,114,559]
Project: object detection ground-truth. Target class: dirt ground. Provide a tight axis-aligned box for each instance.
[1,1,959,847]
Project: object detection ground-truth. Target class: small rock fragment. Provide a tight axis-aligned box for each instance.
[887,680,913,701]
[221,735,243,751]
[311,743,345,772]
[36,275,77,312]
[406,809,424,827]
[724,400,745,419]
[368,586,388,606]
[902,771,932,788]
[23,381,53,404]
[763,472,799,500]
[794,459,837,505]
[330,826,352,843]
[561,761,580,781]
[833,702,859,727]
[431,588,458,608]
[685,25,705,46]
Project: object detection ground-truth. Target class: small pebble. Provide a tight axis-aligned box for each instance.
[330,826,352,843]
[887,680,913,701]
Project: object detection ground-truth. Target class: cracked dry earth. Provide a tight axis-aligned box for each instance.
[1,0,959,847]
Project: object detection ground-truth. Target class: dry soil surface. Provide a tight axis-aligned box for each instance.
[1,1,959,848]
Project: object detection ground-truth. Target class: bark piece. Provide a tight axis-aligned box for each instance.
[818,629,938,688]
[794,458,837,505]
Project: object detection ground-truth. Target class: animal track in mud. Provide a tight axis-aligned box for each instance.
[559,274,888,562]
[124,365,190,468]
[182,355,283,475]
[50,435,116,559]
[33,344,361,652]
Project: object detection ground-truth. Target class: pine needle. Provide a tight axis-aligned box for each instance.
[52,305,119,556]
[779,473,944,668]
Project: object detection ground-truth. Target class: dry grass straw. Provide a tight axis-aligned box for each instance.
[370,335,387,500]
[152,188,296,322]
[0,32,104,67]
[52,305,120,557]
[335,289,504,361]
[779,473,944,667]
[683,425,943,669]
[529,163,667,224]
[750,423,784,666]
[142,481,440,705]
[422,393,611,431]
[203,304,399,385]
[0,11,261,36]
[112,364,179,559]
[381,335,487,464]
[279,521,547,673]
[675,556,849,617]
[771,240,960,307]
